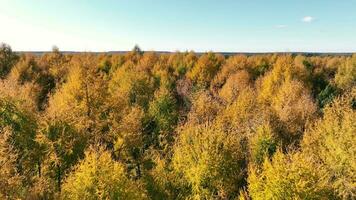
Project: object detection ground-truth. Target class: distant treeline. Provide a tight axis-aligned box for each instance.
[15,50,355,57]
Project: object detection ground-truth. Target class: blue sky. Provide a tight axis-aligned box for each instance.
[0,0,355,52]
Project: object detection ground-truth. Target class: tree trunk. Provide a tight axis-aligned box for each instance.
[57,164,61,192]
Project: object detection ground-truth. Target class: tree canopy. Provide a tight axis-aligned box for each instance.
[0,43,355,199]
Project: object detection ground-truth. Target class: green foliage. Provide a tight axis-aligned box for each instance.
[0,43,19,78]
[148,88,178,148]
[109,64,155,110]
[98,56,112,74]
[317,84,337,108]
[249,124,277,166]
[0,98,39,197]
[143,151,188,200]
[37,120,87,191]
[10,54,56,109]
[0,98,37,167]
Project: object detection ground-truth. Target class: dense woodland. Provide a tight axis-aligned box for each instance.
[0,43,355,199]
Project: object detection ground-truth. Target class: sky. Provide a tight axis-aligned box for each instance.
[0,0,355,52]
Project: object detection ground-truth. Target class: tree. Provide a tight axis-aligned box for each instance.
[248,55,272,79]
[0,76,38,112]
[39,46,70,85]
[125,45,143,64]
[147,88,178,150]
[187,52,224,89]
[9,54,56,109]
[218,70,251,103]
[317,84,338,109]
[172,123,247,199]
[143,150,187,200]
[0,43,19,78]
[61,146,147,200]
[257,55,299,105]
[248,90,356,200]
[248,150,336,200]
[187,91,221,125]
[9,54,41,84]
[36,120,87,192]
[302,89,356,199]
[335,54,356,91]
[216,87,262,133]
[108,62,155,111]
[0,127,25,199]
[0,46,355,199]
[249,123,277,166]
[167,52,197,78]
[211,55,248,90]
[113,106,145,178]
[46,54,108,144]
[271,80,316,146]
[0,97,38,182]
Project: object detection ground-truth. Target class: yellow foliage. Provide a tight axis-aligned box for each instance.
[0,127,24,199]
[218,70,251,103]
[108,62,155,110]
[248,150,335,200]
[212,55,248,89]
[187,91,221,124]
[302,89,356,199]
[272,80,316,141]
[61,146,147,200]
[113,106,144,160]
[172,123,246,199]
[257,55,298,104]
[216,87,263,133]
[187,52,224,88]
[249,90,356,200]
[0,77,38,112]
[46,55,107,136]
[138,52,158,72]
[335,54,356,90]
[1,46,355,199]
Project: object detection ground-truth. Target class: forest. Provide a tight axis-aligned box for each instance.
[0,43,355,200]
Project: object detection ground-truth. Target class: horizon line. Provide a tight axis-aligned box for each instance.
[13,50,355,55]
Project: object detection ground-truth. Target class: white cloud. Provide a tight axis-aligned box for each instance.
[302,16,314,23]
[275,24,287,28]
